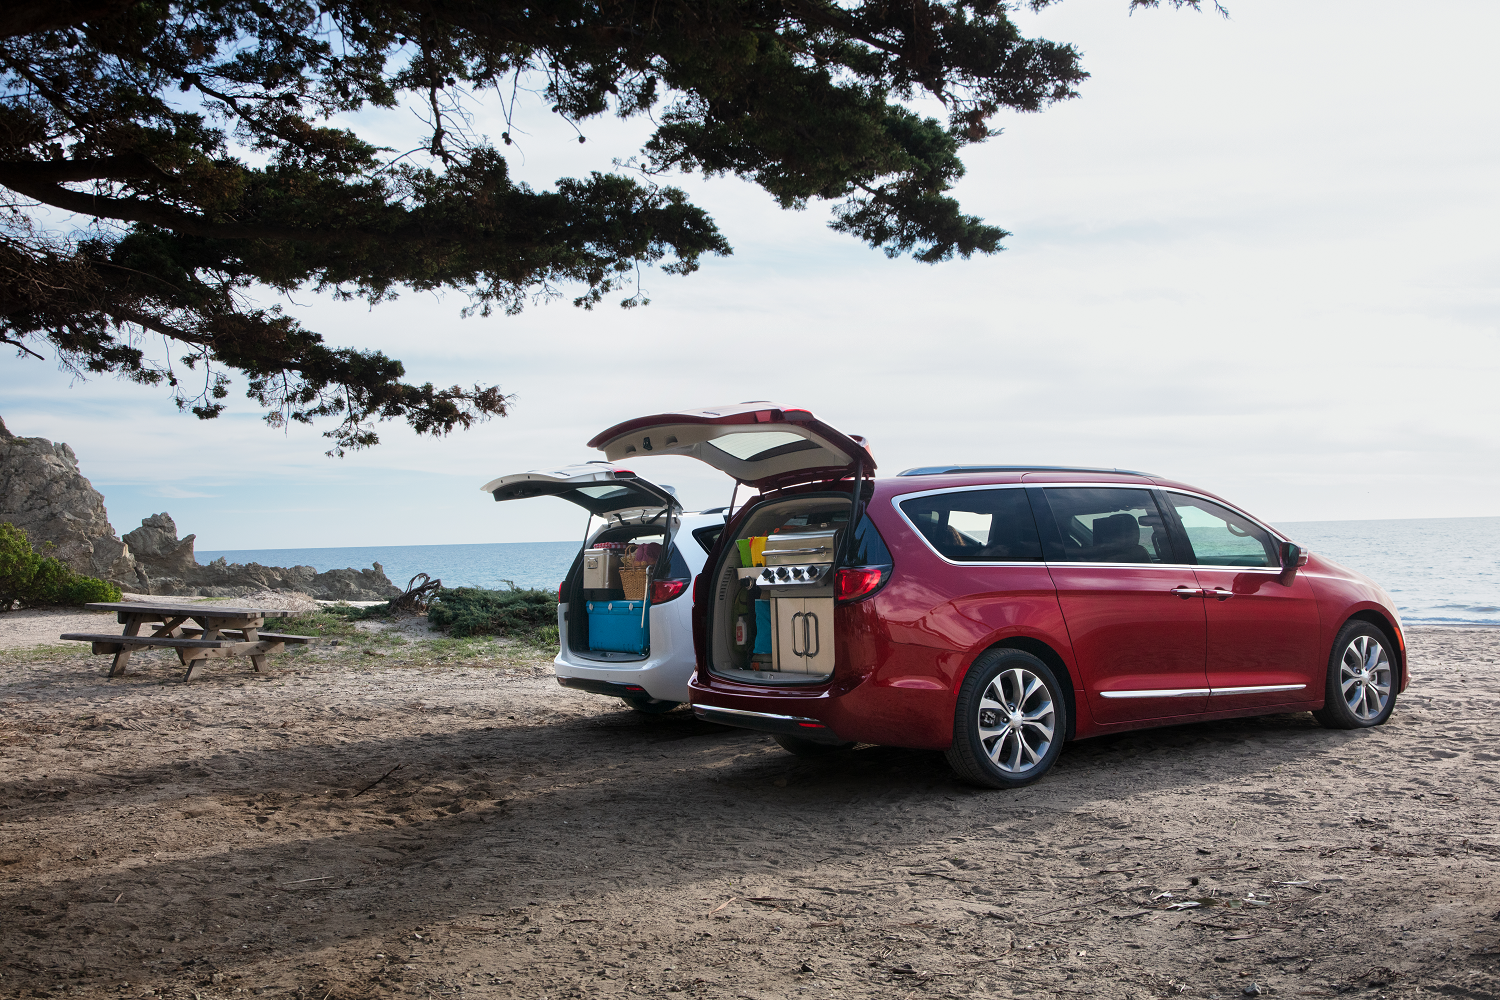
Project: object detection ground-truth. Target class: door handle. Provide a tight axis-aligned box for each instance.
[790,612,807,657]
[1208,588,1233,601]
[804,612,820,659]
[1169,586,1205,600]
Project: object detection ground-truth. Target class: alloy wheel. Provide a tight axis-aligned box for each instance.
[976,667,1056,774]
[1339,634,1391,721]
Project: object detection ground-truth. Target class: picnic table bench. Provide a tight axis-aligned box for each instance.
[61,602,317,681]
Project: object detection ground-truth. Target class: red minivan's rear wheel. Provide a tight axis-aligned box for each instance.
[945,648,1067,789]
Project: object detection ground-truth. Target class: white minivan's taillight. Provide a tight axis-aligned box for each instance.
[652,578,689,603]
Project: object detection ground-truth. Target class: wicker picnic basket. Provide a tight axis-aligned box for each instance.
[618,567,652,601]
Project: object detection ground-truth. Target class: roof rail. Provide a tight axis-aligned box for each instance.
[895,464,1158,478]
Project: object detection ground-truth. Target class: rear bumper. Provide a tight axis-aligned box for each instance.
[557,676,655,700]
[691,703,849,744]
[554,653,692,703]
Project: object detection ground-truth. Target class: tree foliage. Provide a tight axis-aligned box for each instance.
[0,0,1214,451]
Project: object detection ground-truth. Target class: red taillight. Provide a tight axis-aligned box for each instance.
[835,567,885,603]
[651,578,688,603]
[558,580,566,603]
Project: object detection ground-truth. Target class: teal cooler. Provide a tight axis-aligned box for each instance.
[587,600,650,654]
[753,599,773,655]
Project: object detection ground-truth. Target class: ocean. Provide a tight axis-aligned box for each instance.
[198,515,1500,625]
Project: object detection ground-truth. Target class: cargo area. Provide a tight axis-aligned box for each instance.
[564,525,688,662]
[708,495,852,685]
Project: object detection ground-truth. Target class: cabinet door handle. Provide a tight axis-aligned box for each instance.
[790,612,807,657]
[804,612,820,659]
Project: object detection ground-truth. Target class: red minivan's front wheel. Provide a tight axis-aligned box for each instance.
[1312,621,1397,730]
[945,648,1068,789]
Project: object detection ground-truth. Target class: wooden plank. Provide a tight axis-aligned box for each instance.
[243,624,265,673]
[110,618,141,677]
[150,615,190,639]
[187,615,264,629]
[89,602,294,618]
[179,641,286,682]
[172,628,315,643]
[254,632,317,644]
[59,633,236,649]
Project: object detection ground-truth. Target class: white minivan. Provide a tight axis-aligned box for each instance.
[481,462,726,713]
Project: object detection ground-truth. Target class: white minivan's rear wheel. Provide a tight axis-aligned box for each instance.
[621,697,679,715]
[945,648,1067,789]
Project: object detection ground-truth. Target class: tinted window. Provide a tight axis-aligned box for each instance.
[846,512,893,567]
[1167,494,1277,567]
[900,489,1042,562]
[1041,488,1173,564]
[692,524,725,555]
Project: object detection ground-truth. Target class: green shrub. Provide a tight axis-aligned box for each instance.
[57,575,123,605]
[427,587,558,644]
[0,522,123,608]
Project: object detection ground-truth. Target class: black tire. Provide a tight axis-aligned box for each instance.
[1312,621,1397,730]
[945,647,1068,789]
[620,696,680,715]
[773,734,855,757]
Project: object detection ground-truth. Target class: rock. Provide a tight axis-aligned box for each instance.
[2,414,401,601]
[122,513,198,576]
[0,415,147,591]
[128,518,400,600]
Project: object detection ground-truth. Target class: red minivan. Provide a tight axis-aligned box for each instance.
[587,403,1408,788]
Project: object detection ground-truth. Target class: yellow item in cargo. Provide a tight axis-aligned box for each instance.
[749,536,767,567]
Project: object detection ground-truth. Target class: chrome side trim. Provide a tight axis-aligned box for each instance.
[1210,684,1307,695]
[693,705,823,725]
[1099,688,1211,699]
[1100,683,1308,700]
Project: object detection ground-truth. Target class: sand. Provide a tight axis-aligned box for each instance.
[0,623,1496,1000]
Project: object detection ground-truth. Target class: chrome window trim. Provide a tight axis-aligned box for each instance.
[885,481,1291,570]
[1042,562,1201,571]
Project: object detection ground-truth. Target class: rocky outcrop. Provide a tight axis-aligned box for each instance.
[122,512,198,577]
[0,416,147,591]
[120,511,398,600]
[1,416,402,601]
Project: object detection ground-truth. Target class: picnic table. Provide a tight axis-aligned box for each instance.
[61,602,316,681]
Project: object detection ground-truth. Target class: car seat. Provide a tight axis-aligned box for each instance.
[1091,513,1151,563]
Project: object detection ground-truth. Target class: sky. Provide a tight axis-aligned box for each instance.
[3,0,1498,550]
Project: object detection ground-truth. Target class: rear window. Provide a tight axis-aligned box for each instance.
[900,489,1042,562]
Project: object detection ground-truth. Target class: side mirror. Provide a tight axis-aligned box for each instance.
[1278,542,1308,582]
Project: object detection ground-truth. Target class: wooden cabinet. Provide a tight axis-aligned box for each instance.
[772,597,835,676]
